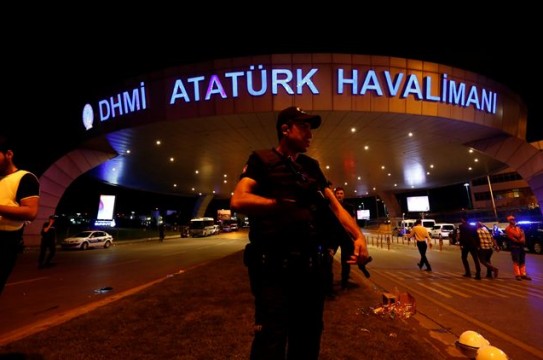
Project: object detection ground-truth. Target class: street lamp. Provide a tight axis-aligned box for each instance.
[464,183,472,209]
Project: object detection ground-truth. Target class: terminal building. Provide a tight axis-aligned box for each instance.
[19,53,542,245]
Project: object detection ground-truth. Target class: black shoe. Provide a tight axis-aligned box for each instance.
[521,275,532,281]
[417,263,422,270]
[516,276,522,281]
[474,275,481,280]
[462,273,471,278]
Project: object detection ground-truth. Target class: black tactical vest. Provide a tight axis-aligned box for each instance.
[246,149,327,253]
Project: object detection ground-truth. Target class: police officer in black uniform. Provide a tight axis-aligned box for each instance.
[231,106,370,360]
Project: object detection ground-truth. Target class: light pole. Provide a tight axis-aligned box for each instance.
[464,183,472,209]
[358,202,366,227]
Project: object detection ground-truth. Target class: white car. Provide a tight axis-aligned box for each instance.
[61,230,114,250]
[430,223,456,239]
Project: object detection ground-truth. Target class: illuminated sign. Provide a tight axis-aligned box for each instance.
[95,82,147,122]
[97,194,116,220]
[84,65,498,130]
[407,196,431,212]
[357,209,370,220]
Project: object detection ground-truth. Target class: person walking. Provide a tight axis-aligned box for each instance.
[39,215,57,268]
[504,215,531,281]
[0,136,40,295]
[457,216,481,280]
[475,222,499,279]
[230,105,369,360]
[158,216,165,242]
[407,219,433,271]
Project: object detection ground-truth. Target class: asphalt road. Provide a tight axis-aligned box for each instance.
[0,233,248,338]
[1,230,542,359]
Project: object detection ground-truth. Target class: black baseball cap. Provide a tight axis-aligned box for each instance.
[276,106,322,132]
[0,135,14,153]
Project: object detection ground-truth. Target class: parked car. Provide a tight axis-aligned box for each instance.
[430,223,456,239]
[220,220,238,232]
[61,230,114,250]
[211,224,221,235]
[494,221,543,254]
[523,222,543,254]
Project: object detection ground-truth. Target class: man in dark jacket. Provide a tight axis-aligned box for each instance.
[457,216,481,280]
[39,215,57,268]
[333,186,357,290]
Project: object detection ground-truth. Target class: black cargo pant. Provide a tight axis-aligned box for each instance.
[0,231,22,295]
[39,237,56,267]
[461,245,481,277]
[245,244,327,360]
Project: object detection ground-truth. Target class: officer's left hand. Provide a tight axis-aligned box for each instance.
[347,238,369,265]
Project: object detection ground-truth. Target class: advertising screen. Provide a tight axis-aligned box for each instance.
[406,196,430,212]
[357,209,370,220]
[97,195,116,220]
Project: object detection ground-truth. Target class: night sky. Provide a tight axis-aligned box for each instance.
[4,20,539,216]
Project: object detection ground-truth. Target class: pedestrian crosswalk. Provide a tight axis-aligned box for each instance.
[376,270,543,300]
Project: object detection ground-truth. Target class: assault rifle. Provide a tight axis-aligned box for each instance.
[288,163,372,278]
[254,149,373,277]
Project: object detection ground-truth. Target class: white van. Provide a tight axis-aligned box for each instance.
[400,219,415,229]
[430,223,455,239]
[400,219,436,235]
[421,219,436,232]
[189,217,216,237]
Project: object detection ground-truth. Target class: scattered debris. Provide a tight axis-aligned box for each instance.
[372,291,416,319]
[93,286,113,294]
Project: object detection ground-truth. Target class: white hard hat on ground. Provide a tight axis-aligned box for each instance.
[455,330,491,358]
[458,330,490,348]
[476,345,508,360]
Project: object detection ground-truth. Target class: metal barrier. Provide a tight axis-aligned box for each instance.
[363,230,457,252]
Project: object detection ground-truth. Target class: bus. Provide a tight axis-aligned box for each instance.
[189,217,217,237]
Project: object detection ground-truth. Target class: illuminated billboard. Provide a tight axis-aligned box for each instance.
[97,195,116,220]
[407,196,430,212]
[357,209,370,220]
